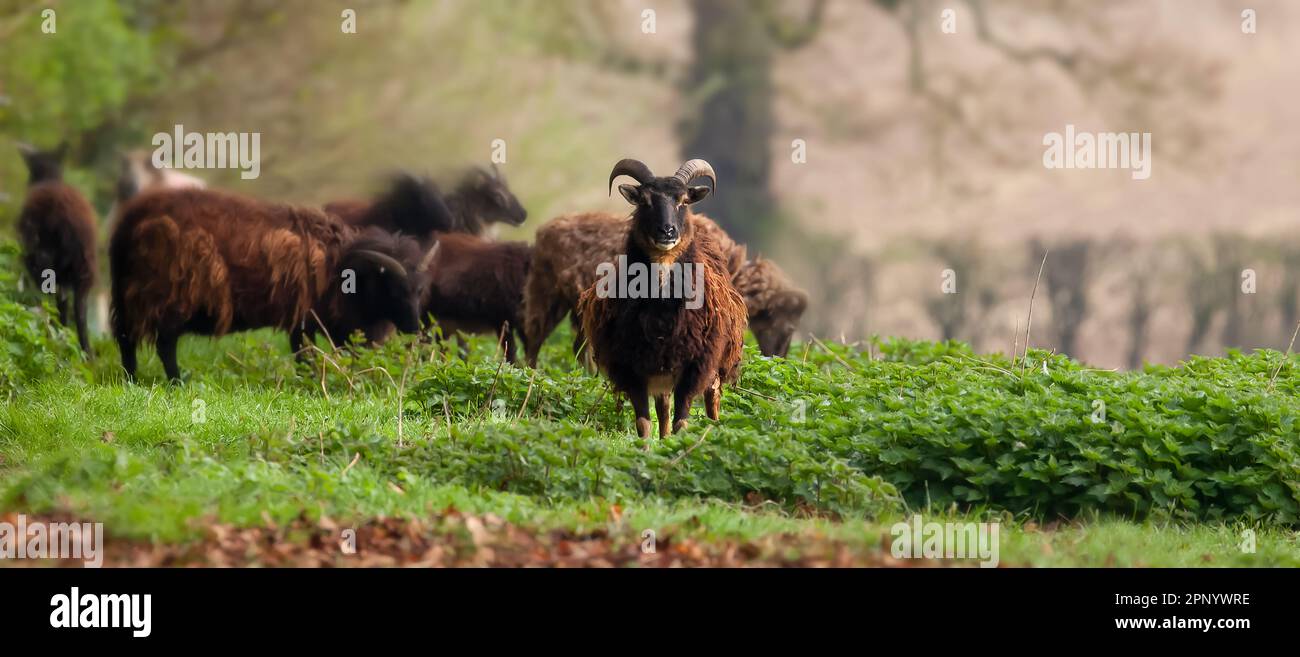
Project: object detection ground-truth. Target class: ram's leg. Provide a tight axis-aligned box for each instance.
[704,377,721,421]
[72,284,93,357]
[156,331,181,382]
[654,394,671,438]
[289,327,310,365]
[525,301,566,369]
[628,383,652,439]
[56,290,71,327]
[117,333,138,382]
[672,386,694,434]
[522,282,569,368]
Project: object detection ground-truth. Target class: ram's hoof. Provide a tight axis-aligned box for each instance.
[672,419,689,434]
[635,417,653,439]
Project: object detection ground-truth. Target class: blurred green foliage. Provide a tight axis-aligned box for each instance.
[0,0,161,223]
[1,0,673,238]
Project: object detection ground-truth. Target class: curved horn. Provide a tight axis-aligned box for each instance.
[672,159,716,191]
[352,249,408,280]
[417,241,441,273]
[607,159,655,196]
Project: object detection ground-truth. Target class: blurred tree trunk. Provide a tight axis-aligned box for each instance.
[1126,277,1150,370]
[679,0,823,248]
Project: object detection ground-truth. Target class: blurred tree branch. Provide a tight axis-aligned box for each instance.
[869,0,1221,176]
[964,0,1079,72]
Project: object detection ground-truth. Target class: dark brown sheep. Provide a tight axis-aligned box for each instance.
[325,165,531,361]
[324,165,525,243]
[577,158,746,439]
[420,232,531,363]
[523,212,806,366]
[110,186,433,381]
[16,143,98,355]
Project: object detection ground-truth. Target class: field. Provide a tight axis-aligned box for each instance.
[2,243,1298,567]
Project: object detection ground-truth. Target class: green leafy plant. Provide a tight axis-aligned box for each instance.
[0,240,86,394]
[739,340,1300,524]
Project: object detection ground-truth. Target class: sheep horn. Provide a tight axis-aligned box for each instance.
[607,159,655,196]
[673,159,717,191]
[417,241,441,273]
[352,249,408,280]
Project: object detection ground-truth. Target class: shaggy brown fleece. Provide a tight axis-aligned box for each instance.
[577,215,746,437]
[110,188,427,380]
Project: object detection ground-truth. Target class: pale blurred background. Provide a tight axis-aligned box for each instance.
[2,0,1297,368]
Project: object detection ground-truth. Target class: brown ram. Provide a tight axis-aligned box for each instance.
[576,158,746,438]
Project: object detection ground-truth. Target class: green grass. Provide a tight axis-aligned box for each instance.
[1,322,1297,566]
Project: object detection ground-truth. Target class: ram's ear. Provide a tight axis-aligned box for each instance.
[685,185,711,205]
[16,142,36,159]
[618,184,641,206]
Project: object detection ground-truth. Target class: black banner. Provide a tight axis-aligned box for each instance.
[1,567,1289,645]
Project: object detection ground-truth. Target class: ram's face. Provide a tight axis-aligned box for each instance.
[619,179,711,252]
[471,167,528,227]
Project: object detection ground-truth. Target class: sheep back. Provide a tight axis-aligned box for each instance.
[111,188,340,344]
